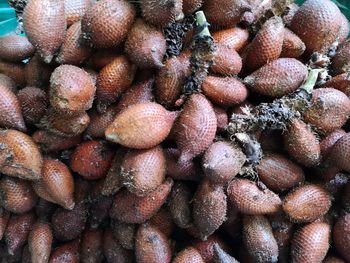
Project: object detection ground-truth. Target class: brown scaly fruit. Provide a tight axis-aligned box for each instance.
[64,0,92,26]
[28,222,53,263]
[280,28,306,58]
[0,35,35,62]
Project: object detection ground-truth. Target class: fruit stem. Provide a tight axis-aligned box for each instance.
[299,69,323,94]
[195,11,211,37]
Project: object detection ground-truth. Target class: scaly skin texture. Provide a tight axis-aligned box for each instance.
[333,214,350,262]
[28,222,53,263]
[173,247,205,263]
[0,35,35,62]
[281,28,306,58]
[64,0,92,26]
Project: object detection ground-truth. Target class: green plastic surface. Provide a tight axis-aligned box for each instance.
[0,0,18,36]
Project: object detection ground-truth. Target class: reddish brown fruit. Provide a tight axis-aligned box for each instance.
[96,55,136,110]
[169,182,193,229]
[88,184,113,228]
[244,58,308,97]
[125,19,166,68]
[85,106,117,138]
[212,27,250,52]
[282,3,299,26]
[323,73,350,96]
[243,215,279,263]
[82,0,136,48]
[23,0,66,63]
[0,208,10,240]
[323,256,346,263]
[257,153,305,192]
[333,40,350,75]
[110,178,173,224]
[304,88,350,133]
[280,28,306,58]
[56,21,91,65]
[202,141,245,184]
[222,204,241,239]
[333,214,350,262]
[329,133,350,172]
[88,49,121,70]
[0,84,26,131]
[70,140,114,180]
[283,184,331,223]
[149,208,175,238]
[17,87,48,125]
[32,130,81,153]
[52,203,88,241]
[342,183,350,213]
[0,177,37,213]
[135,224,172,263]
[193,179,227,240]
[49,239,80,263]
[320,129,346,159]
[202,76,248,107]
[5,212,36,255]
[0,35,35,62]
[121,146,166,196]
[284,119,321,167]
[103,230,134,263]
[32,179,57,206]
[0,73,16,93]
[245,16,284,71]
[192,235,231,263]
[173,94,217,163]
[291,221,330,263]
[213,106,228,132]
[64,0,92,26]
[155,53,190,109]
[211,44,242,76]
[80,228,103,263]
[290,0,342,54]
[24,54,53,88]
[111,220,136,250]
[50,65,96,115]
[338,13,350,45]
[140,0,183,27]
[213,244,239,263]
[28,222,53,263]
[173,247,205,263]
[106,102,177,149]
[227,179,282,215]
[0,59,25,86]
[183,0,203,14]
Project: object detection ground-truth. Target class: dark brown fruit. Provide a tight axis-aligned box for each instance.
[135,223,172,263]
[169,182,193,229]
[0,73,16,93]
[213,106,228,132]
[49,239,80,263]
[80,228,104,263]
[338,13,350,45]
[192,235,231,263]
[25,53,53,88]
[64,0,92,26]
[120,146,166,196]
[333,40,350,75]
[0,208,10,240]
[211,44,242,76]
[88,48,121,70]
[0,59,25,86]
[149,208,175,238]
[342,183,350,213]
[290,0,342,54]
[0,84,26,131]
[257,153,305,192]
[227,179,282,215]
[245,16,284,71]
[284,119,321,167]
[23,0,66,63]
[333,214,350,262]
[32,130,81,153]
[183,0,203,14]
[323,256,346,263]
[103,230,134,263]
[85,106,117,138]
[213,243,239,263]
[320,129,346,159]
[88,183,113,228]
[281,28,306,58]
[291,221,330,263]
[125,19,166,68]
[244,58,308,97]
[202,141,245,184]
[173,247,205,263]
[283,184,331,223]
[323,73,350,96]
[106,102,177,149]
[111,220,136,250]
[173,94,217,163]
[28,222,53,263]
[243,215,279,263]
[17,86,48,125]
[212,27,250,52]
[110,178,173,224]
[304,88,350,133]
[329,133,350,172]
[70,140,114,180]
[0,35,35,62]
[82,0,135,48]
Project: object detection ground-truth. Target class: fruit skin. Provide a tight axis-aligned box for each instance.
[290,0,342,55]
[329,133,350,172]
[64,0,92,26]
[243,215,279,263]
[0,59,26,86]
[82,0,136,48]
[323,73,350,96]
[0,208,10,240]
[136,224,171,263]
[291,221,331,263]
[23,0,66,63]
[323,256,346,263]
[304,88,350,134]
[202,77,248,107]
[50,65,96,115]
[120,146,166,196]
[244,58,308,98]
[49,239,80,263]
[183,0,203,14]
[212,27,250,52]
[109,178,173,224]
[85,106,117,138]
[25,53,53,88]
[103,229,134,263]
[282,184,331,223]
[88,48,122,70]
[213,106,228,132]
[202,141,246,184]
[193,179,227,240]
[192,235,231,263]
[257,153,305,192]
[0,84,27,131]
[280,28,306,58]
[211,44,242,76]
[284,119,321,167]
[105,102,177,149]
[169,182,193,229]
[333,213,350,262]
[80,228,104,263]
[149,208,175,238]
[70,140,115,180]
[28,222,53,263]
[140,0,184,28]
[0,129,42,180]
[125,19,166,69]
[320,129,346,160]
[245,16,284,71]
[0,73,16,93]
[111,220,136,250]
[56,21,92,65]
[338,13,350,45]
[227,179,282,215]
[173,247,205,263]
[0,36,35,62]
[332,40,350,75]
[96,55,136,110]
[173,94,217,163]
